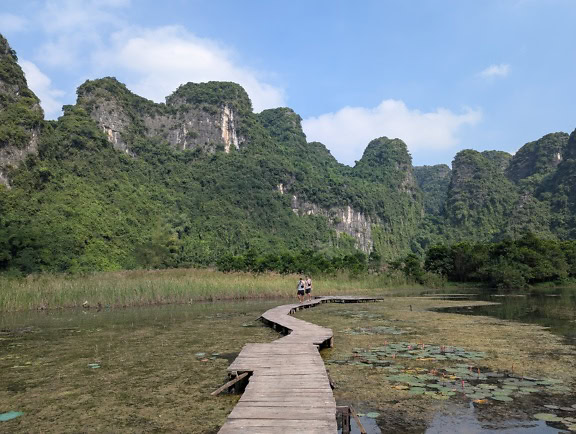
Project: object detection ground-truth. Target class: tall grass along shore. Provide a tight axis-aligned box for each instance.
[0,268,424,312]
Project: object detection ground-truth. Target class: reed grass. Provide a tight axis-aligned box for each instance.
[0,268,426,312]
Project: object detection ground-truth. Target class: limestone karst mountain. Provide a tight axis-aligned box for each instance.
[0,35,43,186]
[0,32,575,274]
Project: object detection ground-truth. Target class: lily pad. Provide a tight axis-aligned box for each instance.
[533,413,563,422]
[430,394,450,400]
[0,411,24,422]
[492,395,513,402]
[408,388,427,395]
[521,387,540,393]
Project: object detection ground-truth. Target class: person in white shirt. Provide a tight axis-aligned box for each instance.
[305,276,312,301]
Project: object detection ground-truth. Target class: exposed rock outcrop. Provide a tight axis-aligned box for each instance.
[0,34,44,186]
[290,194,374,253]
[76,78,246,154]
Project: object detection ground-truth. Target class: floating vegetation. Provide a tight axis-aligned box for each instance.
[328,342,486,364]
[333,310,387,320]
[0,411,24,422]
[194,352,229,362]
[328,341,574,428]
[241,322,258,328]
[380,365,572,406]
[533,409,576,431]
[534,413,563,422]
[342,326,408,335]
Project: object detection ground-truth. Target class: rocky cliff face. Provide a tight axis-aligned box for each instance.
[288,192,374,252]
[349,137,423,257]
[0,34,44,186]
[76,78,246,155]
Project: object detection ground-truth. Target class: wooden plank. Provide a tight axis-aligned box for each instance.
[235,401,335,408]
[220,418,336,428]
[219,426,335,433]
[221,419,336,427]
[242,390,333,395]
[228,407,335,420]
[350,406,367,434]
[210,372,249,396]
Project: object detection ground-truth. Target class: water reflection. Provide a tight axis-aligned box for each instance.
[436,292,576,344]
[426,403,569,434]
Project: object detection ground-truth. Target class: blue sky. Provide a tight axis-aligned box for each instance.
[1,0,575,166]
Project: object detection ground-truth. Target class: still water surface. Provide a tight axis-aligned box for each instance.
[1,293,574,433]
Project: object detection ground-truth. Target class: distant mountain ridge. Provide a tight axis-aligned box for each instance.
[0,33,575,273]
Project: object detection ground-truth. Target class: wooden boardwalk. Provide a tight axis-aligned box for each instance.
[218,296,378,434]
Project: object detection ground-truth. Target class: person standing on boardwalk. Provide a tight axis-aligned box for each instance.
[297,277,305,303]
[305,276,312,301]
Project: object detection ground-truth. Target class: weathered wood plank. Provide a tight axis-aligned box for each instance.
[220,419,336,428]
[210,372,250,396]
[228,407,335,420]
[219,425,335,433]
[236,398,334,408]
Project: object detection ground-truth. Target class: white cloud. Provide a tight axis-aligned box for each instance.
[35,0,129,67]
[40,0,128,33]
[302,100,482,165]
[479,64,510,79]
[92,26,285,112]
[20,60,65,119]
[30,1,284,112]
[0,13,28,33]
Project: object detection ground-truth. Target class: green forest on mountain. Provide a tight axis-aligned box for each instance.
[2,33,576,289]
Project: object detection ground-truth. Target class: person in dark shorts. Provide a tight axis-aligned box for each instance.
[297,277,305,303]
[305,276,312,301]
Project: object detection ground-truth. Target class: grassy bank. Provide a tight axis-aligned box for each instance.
[0,268,426,312]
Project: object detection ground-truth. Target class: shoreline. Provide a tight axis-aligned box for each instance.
[1,267,575,313]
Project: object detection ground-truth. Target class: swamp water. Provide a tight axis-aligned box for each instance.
[437,292,576,345]
[294,295,576,434]
[1,294,575,433]
[0,300,280,433]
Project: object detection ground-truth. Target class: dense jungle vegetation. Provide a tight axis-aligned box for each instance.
[1,33,576,290]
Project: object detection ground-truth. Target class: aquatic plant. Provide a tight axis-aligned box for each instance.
[347,342,486,362]
[342,326,408,335]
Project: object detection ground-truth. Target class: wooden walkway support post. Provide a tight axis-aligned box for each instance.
[337,406,351,434]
